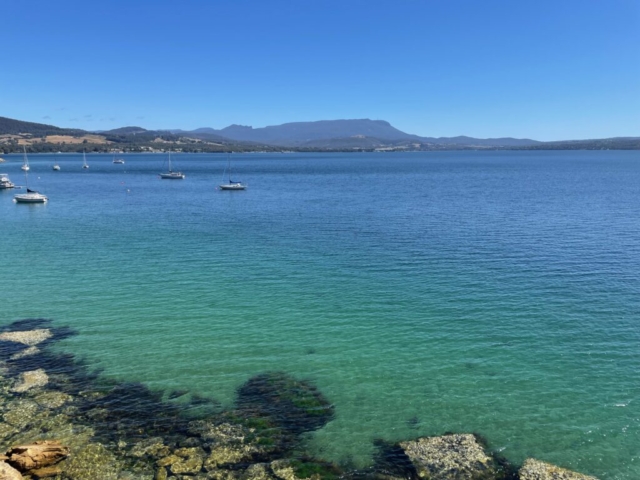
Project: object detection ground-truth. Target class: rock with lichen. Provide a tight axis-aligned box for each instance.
[63,443,119,480]
[204,445,252,470]
[168,447,204,475]
[242,463,277,480]
[130,437,171,459]
[518,458,599,480]
[398,434,501,479]
[206,469,243,480]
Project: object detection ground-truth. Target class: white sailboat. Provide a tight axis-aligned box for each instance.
[21,146,29,171]
[14,150,47,203]
[53,161,61,171]
[82,150,89,169]
[219,154,246,190]
[112,155,125,164]
[159,151,185,179]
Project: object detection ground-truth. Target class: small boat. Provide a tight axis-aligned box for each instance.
[0,173,15,189]
[14,150,47,203]
[82,150,89,169]
[21,146,29,171]
[53,163,61,171]
[14,189,48,204]
[113,156,125,165]
[159,152,184,179]
[219,154,246,190]
[219,182,246,191]
[0,157,5,163]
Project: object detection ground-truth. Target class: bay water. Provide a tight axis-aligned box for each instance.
[0,151,638,478]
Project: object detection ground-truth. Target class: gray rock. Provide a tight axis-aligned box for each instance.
[10,346,40,360]
[518,458,598,480]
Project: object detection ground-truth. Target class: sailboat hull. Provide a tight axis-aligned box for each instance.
[14,193,48,203]
[219,183,246,190]
[160,172,185,179]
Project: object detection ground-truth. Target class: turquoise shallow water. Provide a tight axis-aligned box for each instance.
[1,151,639,478]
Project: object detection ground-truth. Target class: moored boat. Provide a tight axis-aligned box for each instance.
[159,152,185,179]
[0,173,15,189]
[219,154,246,190]
[14,189,48,203]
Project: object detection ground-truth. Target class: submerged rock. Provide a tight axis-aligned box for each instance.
[11,369,48,393]
[3,399,40,429]
[5,440,69,472]
[10,346,40,361]
[63,443,119,480]
[32,390,73,409]
[129,437,171,459]
[398,434,502,479]
[518,458,598,480]
[0,330,52,347]
[30,464,63,478]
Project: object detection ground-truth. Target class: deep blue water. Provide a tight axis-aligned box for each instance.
[1,150,639,478]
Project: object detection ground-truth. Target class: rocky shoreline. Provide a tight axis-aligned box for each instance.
[0,319,598,480]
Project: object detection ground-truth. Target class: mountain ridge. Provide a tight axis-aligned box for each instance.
[0,115,638,152]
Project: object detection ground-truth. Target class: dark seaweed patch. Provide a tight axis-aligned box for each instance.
[371,439,418,480]
[77,382,190,441]
[0,340,28,361]
[168,389,189,400]
[236,371,334,436]
[289,458,342,480]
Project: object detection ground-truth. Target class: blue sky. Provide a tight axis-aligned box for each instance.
[2,0,638,140]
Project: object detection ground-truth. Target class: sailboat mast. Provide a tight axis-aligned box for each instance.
[23,145,28,167]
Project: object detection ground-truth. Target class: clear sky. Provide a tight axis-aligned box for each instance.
[2,0,638,140]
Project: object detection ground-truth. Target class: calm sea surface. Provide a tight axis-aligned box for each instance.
[1,151,638,478]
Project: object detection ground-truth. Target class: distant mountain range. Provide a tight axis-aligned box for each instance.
[169,119,542,147]
[0,115,638,153]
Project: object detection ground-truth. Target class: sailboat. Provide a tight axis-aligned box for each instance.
[219,154,246,190]
[21,146,29,171]
[14,149,47,203]
[82,150,89,169]
[159,151,185,179]
[112,154,125,165]
[52,161,61,171]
